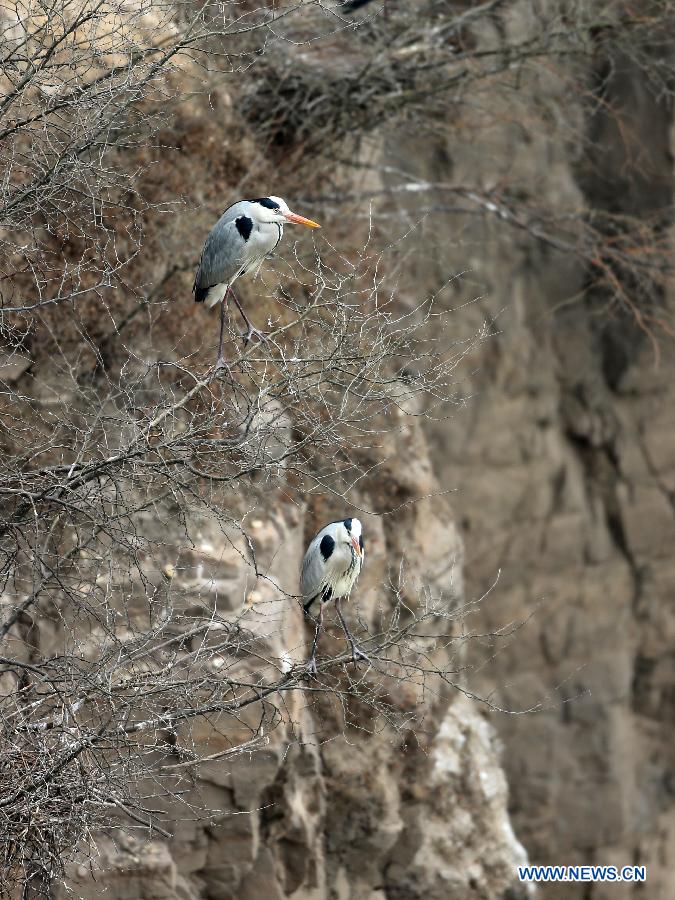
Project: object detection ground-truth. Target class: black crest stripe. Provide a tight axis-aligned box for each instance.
[343,518,352,533]
[319,534,335,561]
[251,197,280,210]
[235,215,253,241]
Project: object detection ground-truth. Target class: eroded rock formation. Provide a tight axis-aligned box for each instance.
[59,417,528,900]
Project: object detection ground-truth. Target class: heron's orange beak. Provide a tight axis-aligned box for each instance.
[284,211,321,228]
[351,536,362,556]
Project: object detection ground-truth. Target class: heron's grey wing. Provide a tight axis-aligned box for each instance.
[193,217,246,295]
[300,540,327,608]
[300,542,324,599]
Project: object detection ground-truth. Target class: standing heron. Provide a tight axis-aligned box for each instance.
[301,517,367,674]
[193,196,321,368]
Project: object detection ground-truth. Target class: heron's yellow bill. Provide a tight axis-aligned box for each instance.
[284,211,321,228]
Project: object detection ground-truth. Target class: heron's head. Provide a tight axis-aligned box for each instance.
[249,196,321,229]
[341,517,364,557]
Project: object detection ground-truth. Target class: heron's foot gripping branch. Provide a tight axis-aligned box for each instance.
[240,324,270,347]
[347,643,371,668]
[212,355,236,383]
[304,656,319,678]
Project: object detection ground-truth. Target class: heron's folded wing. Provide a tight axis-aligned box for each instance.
[300,543,326,605]
[194,218,246,292]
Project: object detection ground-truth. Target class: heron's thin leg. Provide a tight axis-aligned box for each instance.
[214,294,229,371]
[305,602,324,677]
[335,598,370,667]
[230,288,269,347]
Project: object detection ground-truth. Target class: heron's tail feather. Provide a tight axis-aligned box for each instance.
[194,283,228,308]
[303,584,333,615]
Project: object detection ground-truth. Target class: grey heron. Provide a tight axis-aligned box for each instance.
[300,517,367,674]
[193,196,321,368]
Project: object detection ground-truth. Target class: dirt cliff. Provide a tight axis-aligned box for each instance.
[379,8,675,897]
[3,2,674,898]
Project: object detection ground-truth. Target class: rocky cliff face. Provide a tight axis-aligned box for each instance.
[2,51,534,891]
[5,2,674,898]
[379,10,675,897]
[58,413,529,900]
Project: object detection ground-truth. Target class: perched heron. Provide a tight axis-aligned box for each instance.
[193,196,321,368]
[301,517,367,674]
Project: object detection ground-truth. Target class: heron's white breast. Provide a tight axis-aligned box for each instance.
[250,221,282,258]
[331,569,359,598]
[326,544,361,598]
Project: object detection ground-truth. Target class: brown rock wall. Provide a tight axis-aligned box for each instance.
[377,6,675,896]
[54,413,527,899]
